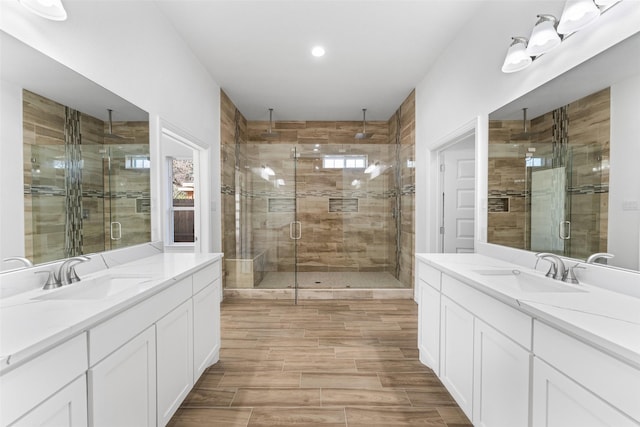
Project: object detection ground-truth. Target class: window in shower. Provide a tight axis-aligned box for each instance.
[169,158,195,243]
[322,154,367,169]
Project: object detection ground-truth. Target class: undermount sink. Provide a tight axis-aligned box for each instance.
[472,269,587,293]
[33,274,154,301]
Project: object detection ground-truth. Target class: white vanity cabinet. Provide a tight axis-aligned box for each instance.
[156,299,193,426]
[416,257,532,426]
[192,259,222,380]
[532,321,640,427]
[417,261,441,374]
[1,333,88,427]
[89,326,157,427]
[439,294,474,417]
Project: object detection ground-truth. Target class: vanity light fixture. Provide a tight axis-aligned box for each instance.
[501,0,622,73]
[501,37,533,73]
[19,0,67,21]
[557,0,601,35]
[526,15,562,57]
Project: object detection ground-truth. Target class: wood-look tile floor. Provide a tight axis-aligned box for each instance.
[168,299,472,427]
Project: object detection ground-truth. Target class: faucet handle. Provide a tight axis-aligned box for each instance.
[534,256,557,278]
[68,266,82,283]
[35,270,61,290]
[562,263,585,284]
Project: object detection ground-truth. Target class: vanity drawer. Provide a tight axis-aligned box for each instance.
[441,274,532,349]
[0,333,88,426]
[533,320,640,421]
[88,276,192,365]
[193,260,220,294]
[418,260,441,291]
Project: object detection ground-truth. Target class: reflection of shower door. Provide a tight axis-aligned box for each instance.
[105,145,151,250]
[530,167,566,254]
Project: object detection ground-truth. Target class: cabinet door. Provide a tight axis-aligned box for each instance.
[473,319,530,427]
[193,279,221,380]
[157,299,194,426]
[440,295,474,418]
[418,280,440,375]
[532,357,639,427]
[89,326,156,427]
[11,375,87,427]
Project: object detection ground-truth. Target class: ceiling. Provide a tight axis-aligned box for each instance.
[154,0,483,121]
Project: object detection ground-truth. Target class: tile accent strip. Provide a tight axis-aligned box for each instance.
[64,107,83,258]
[329,198,358,213]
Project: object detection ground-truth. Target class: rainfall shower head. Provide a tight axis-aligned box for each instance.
[260,108,280,138]
[510,108,544,140]
[103,109,124,140]
[355,108,373,139]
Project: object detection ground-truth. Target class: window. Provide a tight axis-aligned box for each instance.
[169,158,194,243]
[125,155,151,169]
[322,155,367,169]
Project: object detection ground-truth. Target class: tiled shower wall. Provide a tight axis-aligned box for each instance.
[23,90,149,264]
[220,90,415,288]
[488,88,609,258]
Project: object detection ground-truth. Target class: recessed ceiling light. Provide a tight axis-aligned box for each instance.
[311,46,325,57]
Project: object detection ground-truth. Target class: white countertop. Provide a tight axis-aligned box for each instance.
[0,253,222,374]
[416,253,640,368]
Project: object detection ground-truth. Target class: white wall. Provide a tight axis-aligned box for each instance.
[609,73,640,271]
[415,1,640,254]
[0,0,222,263]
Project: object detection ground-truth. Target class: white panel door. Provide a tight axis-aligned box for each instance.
[442,145,475,253]
[11,375,87,427]
[89,326,156,427]
[193,279,221,380]
[418,280,441,375]
[157,299,194,426]
[440,295,474,418]
[473,319,530,427]
[532,357,638,427]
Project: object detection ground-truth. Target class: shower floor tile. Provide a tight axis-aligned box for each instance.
[255,271,407,289]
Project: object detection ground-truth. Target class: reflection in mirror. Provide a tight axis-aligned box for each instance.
[488,32,640,272]
[1,30,150,269]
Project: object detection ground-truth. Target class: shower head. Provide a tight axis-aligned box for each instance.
[355,108,373,139]
[509,108,544,140]
[103,109,124,140]
[260,108,280,138]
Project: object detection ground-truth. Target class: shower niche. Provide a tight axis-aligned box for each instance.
[23,90,150,265]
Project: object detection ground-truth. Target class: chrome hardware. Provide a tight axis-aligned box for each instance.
[35,270,60,290]
[57,256,90,286]
[559,221,571,240]
[586,252,614,264]
[535,252,566,281]
[110,221,122,240]
[2,256,33,268]
[289,221,302,240]
[562,263,586,284]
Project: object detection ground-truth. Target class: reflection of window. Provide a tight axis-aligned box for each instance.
[125,155,151,169]
[526,157,544,167]
[322,155,366,169]
[169,158,194,243]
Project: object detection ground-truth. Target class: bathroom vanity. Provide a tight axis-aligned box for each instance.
[415,253,640,427]
[0,252,222,427]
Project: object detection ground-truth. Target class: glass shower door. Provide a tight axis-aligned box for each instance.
[226,143,298,295]
[105,144,151,250]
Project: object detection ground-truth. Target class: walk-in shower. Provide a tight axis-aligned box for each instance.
[220,92,416,298]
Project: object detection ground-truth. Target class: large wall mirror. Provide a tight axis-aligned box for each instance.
[1,31,150,270]
[488,32,640,272]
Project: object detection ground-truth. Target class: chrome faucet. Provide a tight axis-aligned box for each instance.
[586,252,614,265]
[2,256,33,268]
[535,252,566,281]
[57,256,90,285]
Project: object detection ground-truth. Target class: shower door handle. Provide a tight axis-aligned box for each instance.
[559,221,571,240]
[110,221,122,240]
[289,221,301,240]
